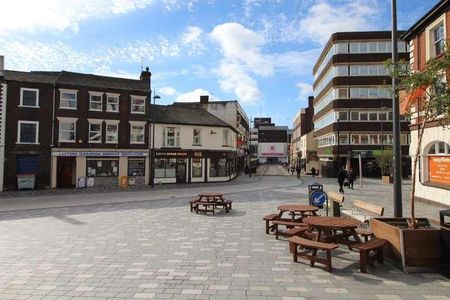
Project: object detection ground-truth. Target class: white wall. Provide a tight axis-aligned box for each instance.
[152,123,236,151]
[410,126,450,206]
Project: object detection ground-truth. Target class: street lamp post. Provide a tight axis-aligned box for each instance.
[151,91,161,189]
[391,0,403,217]
[337,118,340,169]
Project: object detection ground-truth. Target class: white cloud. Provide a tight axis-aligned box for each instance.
[181,26,205,55]
[175,88,220,102]
[218,63,260,104]
[159,86,177,97]
[210,22,272,104]
[299,0,379,45]
[297,82,313,101]
[271,48,322,76]
[0,0,154,36]
[210,22,272,76]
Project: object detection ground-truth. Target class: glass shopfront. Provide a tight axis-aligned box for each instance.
[128,158,145,177]
[87,158,119,177]
[192,158,203,178]
[155,158,176,178]
[210,157,228,177]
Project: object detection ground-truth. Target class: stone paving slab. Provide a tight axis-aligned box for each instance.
[0,176,448,300]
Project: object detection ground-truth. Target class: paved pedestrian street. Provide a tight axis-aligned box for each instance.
[0,172,448,299]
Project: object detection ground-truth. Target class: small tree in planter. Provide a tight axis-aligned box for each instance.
[374,147,393,183]
[386,48,450,228]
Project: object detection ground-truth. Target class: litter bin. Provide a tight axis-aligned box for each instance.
[440,209,450,278]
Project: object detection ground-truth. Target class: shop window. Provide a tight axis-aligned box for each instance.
[20,88,39,107]
[426,141,450,186]
[155,158,176,178]
[87,158,118,177]
[210,158,228,177]
[128,158,145,177]
[192,158,203,178]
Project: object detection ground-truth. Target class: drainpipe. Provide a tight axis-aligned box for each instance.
[50,82,56,188]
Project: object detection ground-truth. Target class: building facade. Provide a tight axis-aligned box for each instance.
[3,68,152,190]
[401,0,450,206]
[151,105,238,184]
[257,125,289,164]
[291,96,316,169]
[312,31,411,177]
[173,96,249,174]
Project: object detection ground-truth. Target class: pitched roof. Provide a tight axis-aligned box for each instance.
[4,70,149,92]
[150,105,233,129]
[4,70,58,84]
[57,71,149,92]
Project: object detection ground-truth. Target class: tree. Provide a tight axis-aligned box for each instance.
[386,47,450,228]
[374,147,393,176]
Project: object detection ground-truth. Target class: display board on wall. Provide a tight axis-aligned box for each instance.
[259,143,286,157]
[128,158,145,176]
[428,156,450,185]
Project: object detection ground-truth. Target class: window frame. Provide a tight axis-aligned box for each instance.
[17,120,39,144]
[57,117,77,143]
[223,129,232,147]
[88,120,103,143]
[106,93,120,112]
[19,88,39,108]
[130,121,146,144]
[89,92,103,112]
[59,89,78,110]
[130,96,146,114]
[193,128,202,146]
[105,120,119,144]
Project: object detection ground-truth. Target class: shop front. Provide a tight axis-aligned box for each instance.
[51,149,149,189]
[153,150,236,184]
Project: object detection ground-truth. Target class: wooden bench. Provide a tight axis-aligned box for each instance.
[272,220,308,239]
[189,199,199,212]
[354,238,387,273]
[195,202,216,215]
[342,200,384,241]
[263,213,280,234]
[328,191,344,217]
[214,200,233,212]
[288,236,339,272]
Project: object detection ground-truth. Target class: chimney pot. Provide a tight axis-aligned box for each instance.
[200,95,209,103]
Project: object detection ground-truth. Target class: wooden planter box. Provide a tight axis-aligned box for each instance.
[382,175,393,184]
[371,218,441,272]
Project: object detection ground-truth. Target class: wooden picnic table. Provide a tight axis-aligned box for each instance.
[198,192,225,202]
[303,216,362,246]
[277,204,319,222]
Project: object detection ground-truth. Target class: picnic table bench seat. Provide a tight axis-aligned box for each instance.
[355,227,374,242]
[263,213,279,234]
[195,201,216,215]
[272,220,308,239]
[354,238,387,273]
[288,236,339,272]
[214,200,233,213]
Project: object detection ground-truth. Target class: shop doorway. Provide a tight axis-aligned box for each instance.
[176,159,186,183]
[57,157,76,188]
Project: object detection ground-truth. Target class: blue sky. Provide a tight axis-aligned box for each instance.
[0,0,438,126]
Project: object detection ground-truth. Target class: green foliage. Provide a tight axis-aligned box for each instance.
[374,148,393,176]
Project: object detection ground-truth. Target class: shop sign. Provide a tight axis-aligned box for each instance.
[193,152,203,157]
[155,151,188,157]
[429,156,450,185]
[52,151,148,157]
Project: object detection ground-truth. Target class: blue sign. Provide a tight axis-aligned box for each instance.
[310,190,328,207]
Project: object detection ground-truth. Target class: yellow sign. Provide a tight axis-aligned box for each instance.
[429,156,450,185]
[119,176,128,188]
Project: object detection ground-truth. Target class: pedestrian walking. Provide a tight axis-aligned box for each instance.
[296,165,301,178]
[347,168,355,189]
[290,166,295,175]
[311,167,316,177]
[337,167,346,194]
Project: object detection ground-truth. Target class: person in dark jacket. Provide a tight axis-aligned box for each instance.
[296,165,301,178]
[337,167,346,194]
[347,168,355,189]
